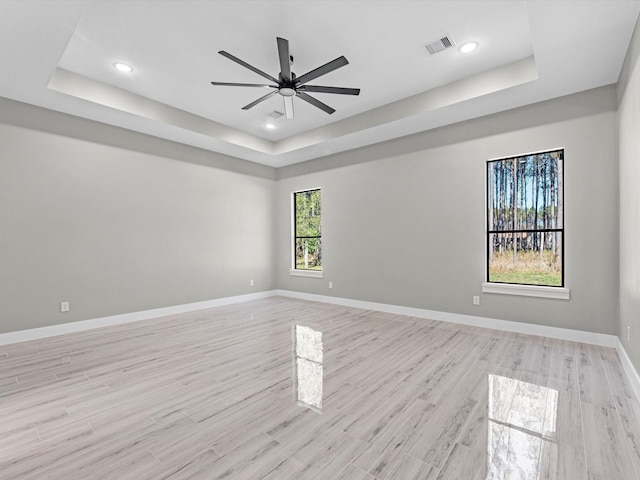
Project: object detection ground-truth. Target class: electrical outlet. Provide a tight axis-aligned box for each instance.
[60,301,70,313]
[250,279,254,286]
[628,326,631,342]
[473,296,480,306]
[329,281,333,289]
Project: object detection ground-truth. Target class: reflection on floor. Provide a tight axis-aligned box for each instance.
[487,375,559,478]
[294,324,323,411]
[0,296,639,479]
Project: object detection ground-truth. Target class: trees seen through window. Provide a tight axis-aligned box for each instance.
[487,150,564,287]
[294,189,321,271]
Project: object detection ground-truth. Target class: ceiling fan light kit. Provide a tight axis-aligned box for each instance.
[211,37,360,119]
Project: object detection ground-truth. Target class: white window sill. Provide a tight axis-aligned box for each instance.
[290,269,323,278]
[482,282,570,300]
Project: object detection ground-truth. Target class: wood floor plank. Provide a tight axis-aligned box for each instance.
[386,453,439,480]
[1,296,639,479]
[434,443,484,480]
[407,370,485,469]
[582,402,638,480]
[577,343,616,407]
[539,441,587,480]
[352,398,437,479]
[547,345,584,447]
[335,464,377,480]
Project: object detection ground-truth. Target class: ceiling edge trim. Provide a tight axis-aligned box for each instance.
[46,57,537,163]
[273,56,539,155]
[47,68,275,155]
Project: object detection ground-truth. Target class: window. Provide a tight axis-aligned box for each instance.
[293,189,321,271]
[487,149,563,287]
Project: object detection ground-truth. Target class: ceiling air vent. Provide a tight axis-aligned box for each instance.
[424,35,456,55]
[268,110,284,119]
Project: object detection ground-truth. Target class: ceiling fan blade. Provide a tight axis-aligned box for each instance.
[210,82,276,88]
[297,92,335,114]
[299,85,360,95]
[277,37,291,82]
[241,90,278,110]
[284,95,294,119]
[296,56,349,86]
[219,50,279,83]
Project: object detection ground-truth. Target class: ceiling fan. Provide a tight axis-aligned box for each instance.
[211,37,360,119]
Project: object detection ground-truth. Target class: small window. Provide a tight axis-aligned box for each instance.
[293,189,321,271]
[487,149,564,287]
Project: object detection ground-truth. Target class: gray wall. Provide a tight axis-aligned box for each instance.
[0,100,277,334]
[277,86,619,335]
[0,81,624,339]
[619,16,640,370]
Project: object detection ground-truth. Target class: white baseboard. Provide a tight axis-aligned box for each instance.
[275,290,618,347]
[0,290,278,346]
[616,338,640,402]
[4,288,639,404]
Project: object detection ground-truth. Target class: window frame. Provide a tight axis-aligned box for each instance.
[291,188,323,278]
[484,148,569,298]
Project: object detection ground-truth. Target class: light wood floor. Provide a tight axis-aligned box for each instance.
[1,297,639,479]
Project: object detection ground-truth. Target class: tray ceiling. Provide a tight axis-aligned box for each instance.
[0,1,638,167]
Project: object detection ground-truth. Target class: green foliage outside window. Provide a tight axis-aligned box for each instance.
[294,189,321,270]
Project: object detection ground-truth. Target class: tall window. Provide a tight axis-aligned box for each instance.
[487,149,564,287]
[293,189,321,271]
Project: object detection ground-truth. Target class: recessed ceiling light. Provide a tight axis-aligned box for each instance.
[265,123,276,130]
[459,42,479,54]
[113,62,133,73]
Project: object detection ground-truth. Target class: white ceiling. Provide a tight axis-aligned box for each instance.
[0,1,638,168]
